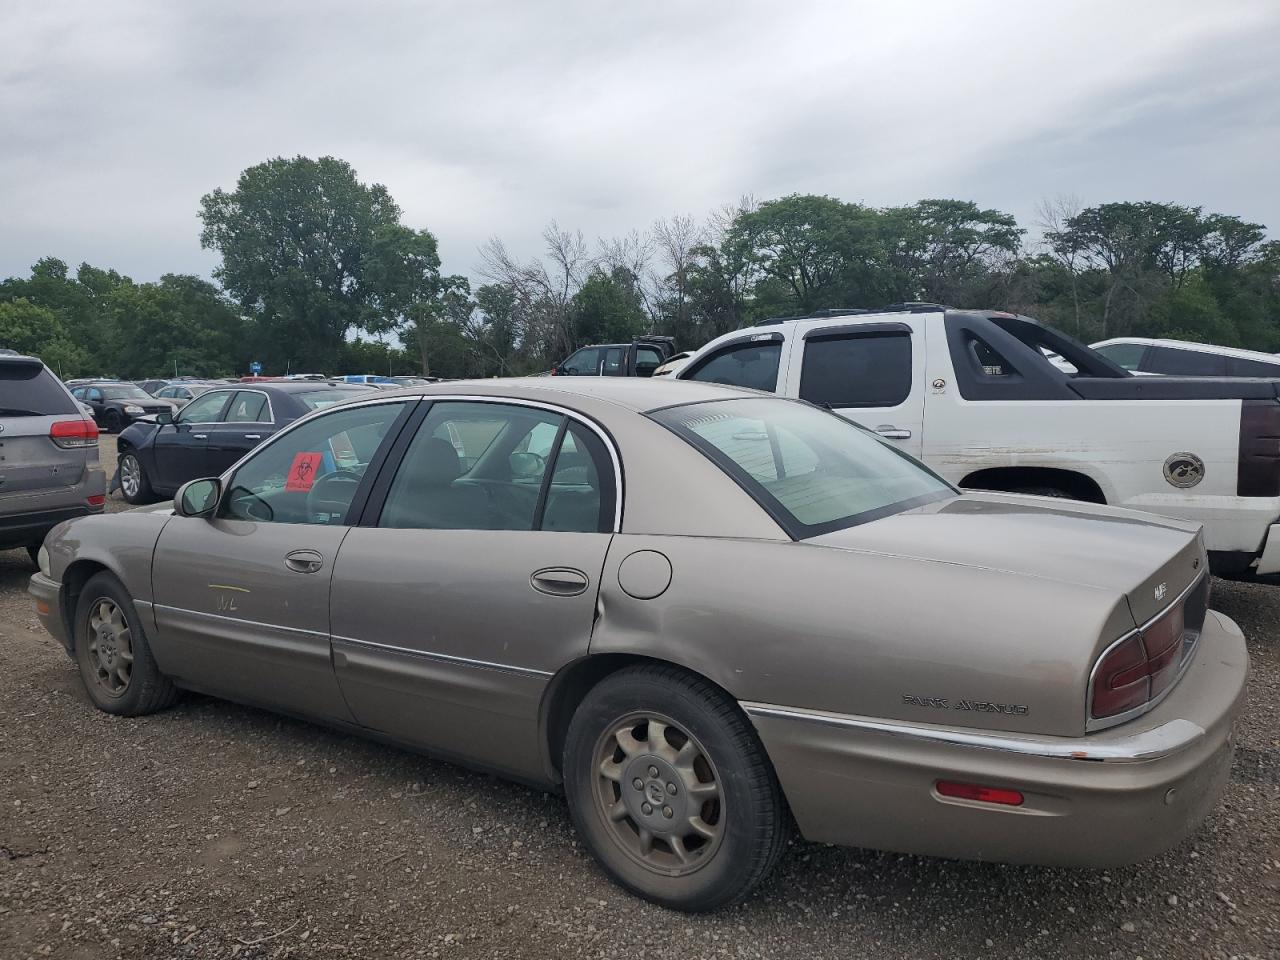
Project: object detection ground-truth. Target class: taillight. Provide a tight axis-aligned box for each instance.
[50,419,98,448]
[87,494,105,507]
[1090,586,1202,722]
[936,781,1024,806]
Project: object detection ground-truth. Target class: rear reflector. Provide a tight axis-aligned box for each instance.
[87,494,105,507]
[50,418,99,448]
[935,781,1024,806]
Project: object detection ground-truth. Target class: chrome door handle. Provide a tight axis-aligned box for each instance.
[243,434,261,440]
[284,549,325,574]
[192,433,208,439]
[874,425,912,440]
[530,567,589,597]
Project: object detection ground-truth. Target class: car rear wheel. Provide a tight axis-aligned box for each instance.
[104,409,122,433]
[563,664,787,912]
[74,572,179,716]
[119,451,155,505]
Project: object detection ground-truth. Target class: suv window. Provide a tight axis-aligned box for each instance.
[1228,356,1280,377]
[225,391,270,423]
[559,348,600,376]
[684,340,782,392]
[1094,342,1147,371]
[634,346,663,377]
[1146,346,1227,376]
[799,333,911,407]
[178,391,231,423]
[600,347,625,376]
[0,359,78,416]
[221,401,407,525]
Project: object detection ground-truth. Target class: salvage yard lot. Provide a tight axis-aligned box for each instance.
[0,437,1277,959]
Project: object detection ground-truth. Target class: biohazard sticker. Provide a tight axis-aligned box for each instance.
[285,452,324,492]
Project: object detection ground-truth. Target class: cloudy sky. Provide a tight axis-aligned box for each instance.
[2,0,1277,285]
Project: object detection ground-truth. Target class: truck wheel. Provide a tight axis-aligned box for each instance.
[104,409,122,434]
[119,451,155,505]
[563,665,787,912]
[74,572,180,716]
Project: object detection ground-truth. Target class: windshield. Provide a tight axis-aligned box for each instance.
[102,385,153,400]
[297,386,377,410]
[652,398,955,538]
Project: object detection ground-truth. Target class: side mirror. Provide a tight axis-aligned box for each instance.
[156,411,173,425]
[174,477,221,518]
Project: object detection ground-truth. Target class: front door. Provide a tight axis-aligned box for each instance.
[789,320,926,458]
[151,389,231,490]
[148,398,414,720]
[205,389,274,476]
[330,399,617,780]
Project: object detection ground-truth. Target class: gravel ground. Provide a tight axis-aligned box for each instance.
[1,436,1277,959]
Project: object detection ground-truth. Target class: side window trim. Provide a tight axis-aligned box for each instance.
[357,395,623,533]
[531,418,570,530]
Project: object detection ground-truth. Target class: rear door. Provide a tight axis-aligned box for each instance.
[151,389,231,489]
[0,359,87,510]
[329,398,617,780]
[789,320,925,457]
[205,390,274,476]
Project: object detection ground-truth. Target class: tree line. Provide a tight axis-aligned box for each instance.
[3,155,1276,380]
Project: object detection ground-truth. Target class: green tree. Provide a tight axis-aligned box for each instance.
[570,268,648,345]
[0,298,88,374]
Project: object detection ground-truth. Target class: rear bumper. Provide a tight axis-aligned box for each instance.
[745,609,1248,868]
[0,495,103,550]
[29,571,71,652]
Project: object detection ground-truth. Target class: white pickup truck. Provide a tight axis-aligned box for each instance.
[675,305,1280,576]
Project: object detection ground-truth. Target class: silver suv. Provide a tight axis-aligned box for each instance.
[0,353,105,564]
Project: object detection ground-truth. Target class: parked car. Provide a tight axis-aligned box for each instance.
[111,381,377,504]
[552,336,677,377]
[1089,337,1280,377]
[675,304,1280,577]
[30,377,1245,911]
[69,381,177,433]
[152,382,217,409]
[0,353,104,564]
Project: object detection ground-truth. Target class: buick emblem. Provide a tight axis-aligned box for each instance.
[1164,452,1204,488]
[1154,582,1167,601]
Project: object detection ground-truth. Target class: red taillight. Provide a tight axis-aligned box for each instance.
[1091,601,1195,721]
[936,781,1024,806]
[50,418,98,448]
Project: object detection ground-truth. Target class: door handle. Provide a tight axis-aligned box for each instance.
[874,425,912,440]
[243,434,261,440]
[192,433,207,440]
[530,567,589,597]
[284,549,325,574]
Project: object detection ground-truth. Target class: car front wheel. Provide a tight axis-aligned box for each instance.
[104,409,122,433]
[563,664,787,912]
[74,572,180,716]
[119,451,155,504]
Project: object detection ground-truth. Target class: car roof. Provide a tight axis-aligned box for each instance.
[1092,337,1280,363]
[375,375,759,414]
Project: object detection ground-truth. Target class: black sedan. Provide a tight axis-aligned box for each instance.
[111,382,377,504]
[71,382,178,433]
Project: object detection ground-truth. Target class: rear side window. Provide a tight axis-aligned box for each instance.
[684,340,782,392]
[635,346,663,377]
[1146,347,1227,376]
[600,347,625,376]
[0,361,77,416]
[1228,357,1280,377]
[226,391,270,423]
[297,387,375,410]
[800,333,911,407]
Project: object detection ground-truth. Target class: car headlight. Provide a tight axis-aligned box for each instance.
[124,405,144,414]
[37,545,51,578]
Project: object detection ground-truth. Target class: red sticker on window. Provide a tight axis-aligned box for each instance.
[285,452,324,492]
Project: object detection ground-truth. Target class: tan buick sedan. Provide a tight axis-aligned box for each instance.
[30,378,1247,911]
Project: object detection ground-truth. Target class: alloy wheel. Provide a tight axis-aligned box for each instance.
[592,714,724,876]
[85,598,133,697]
[120,455,141,499]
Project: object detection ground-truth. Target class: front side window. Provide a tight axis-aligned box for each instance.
[1094,342,1146,371]
[559,348,600,376]
[378,402,613,532]
[799,333,911,407]
[683,340,782,392]
[652,397,953,538]
[220,402,407,525]
[178,391,231,423]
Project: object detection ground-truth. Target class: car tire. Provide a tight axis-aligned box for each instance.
[119,451,156,505]
[74,572,180,716]
[563,664,787,912]
[104,409,122,434]
[26,544,40,567]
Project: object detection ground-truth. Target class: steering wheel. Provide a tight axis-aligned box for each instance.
[306,468,363,521]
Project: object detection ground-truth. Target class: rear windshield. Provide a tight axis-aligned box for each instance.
[297,386,377,410]
[651,397,955,537]
[0,360,78,416]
